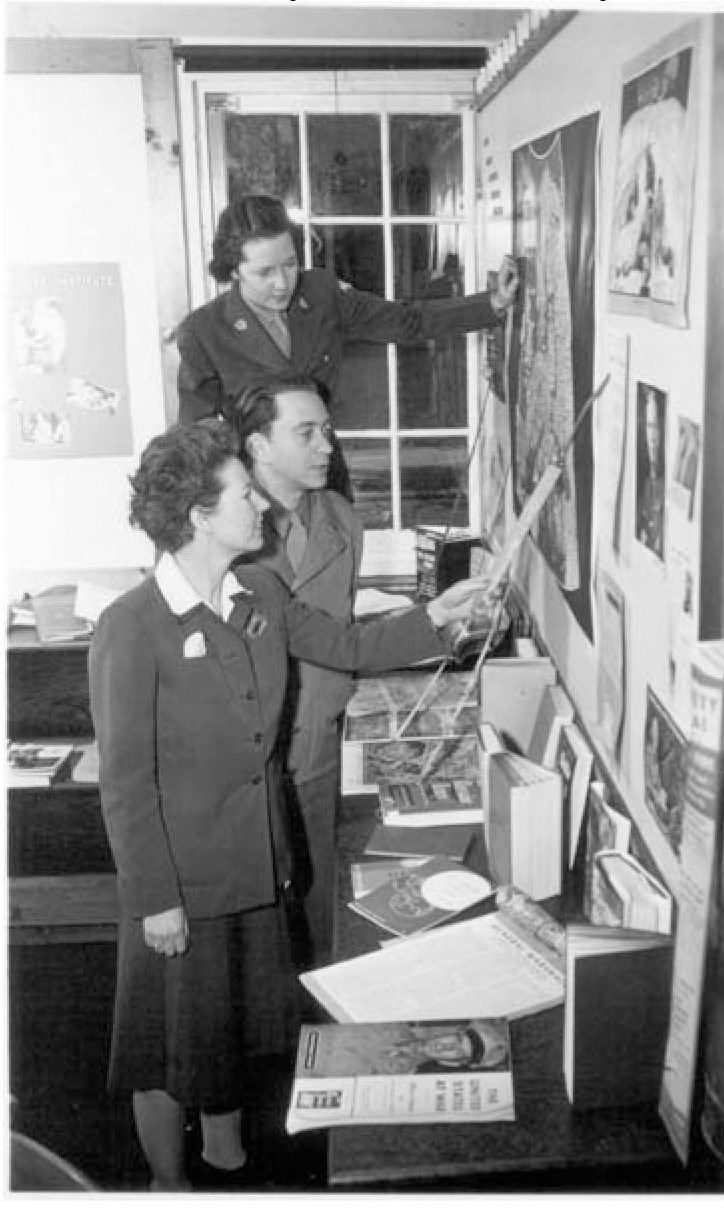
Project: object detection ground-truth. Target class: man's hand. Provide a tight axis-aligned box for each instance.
[143,906,189,957]
[426,576,502,629]
[491,255,519,313]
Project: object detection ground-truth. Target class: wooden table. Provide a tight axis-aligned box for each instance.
[326,795,681,1189]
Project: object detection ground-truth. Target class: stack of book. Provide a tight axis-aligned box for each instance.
[589,850,672,934]
[377,772,484,829]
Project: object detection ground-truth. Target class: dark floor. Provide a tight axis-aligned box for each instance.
[8,941,327,1192]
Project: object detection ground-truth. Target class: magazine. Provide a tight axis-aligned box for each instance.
[286,1018,514,1133]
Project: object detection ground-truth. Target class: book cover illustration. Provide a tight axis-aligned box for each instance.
[343,733,477,796]
[287,1018,514,1133]
[349,855,492,937]
[555,722,594,869]
[344,672,479,742]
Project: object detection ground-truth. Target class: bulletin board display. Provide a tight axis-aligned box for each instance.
[475,11,711,895]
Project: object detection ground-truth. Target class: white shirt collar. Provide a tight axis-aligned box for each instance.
[155,552,247,622]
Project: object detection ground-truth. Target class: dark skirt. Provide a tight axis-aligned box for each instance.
[108,895,312,1111]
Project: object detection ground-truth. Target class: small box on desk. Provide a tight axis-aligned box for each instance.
[415,528,485,600]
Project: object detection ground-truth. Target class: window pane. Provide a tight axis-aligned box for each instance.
[400,437,469,528]
[222,113,301,208]
[308,116,382,216]
[313,225,384,295]
[341,438,392,528]
[393,225,467,428]
[335,345,390,430]
[390,116,463,216]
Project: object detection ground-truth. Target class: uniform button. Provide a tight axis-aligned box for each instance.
[254,732,263,744]
[323,354,330,364]
[251,774,262,787]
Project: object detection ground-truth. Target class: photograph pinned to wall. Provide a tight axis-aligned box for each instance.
[635,380,666,562]
[670,416,700,521]
[508,112,599,640]
[6,263,132,459]
[643,686,687,859]
[608,23,700,327]
[594,566,626,761]
[667,547,697,722]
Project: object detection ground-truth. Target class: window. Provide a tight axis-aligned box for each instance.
[180,70,482,551]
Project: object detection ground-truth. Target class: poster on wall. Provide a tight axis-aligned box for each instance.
[608,23,699,327]
[508,111,599,640]
[6,263,133,459]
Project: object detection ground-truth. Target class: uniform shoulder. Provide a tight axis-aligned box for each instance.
[177,289,233,335]
[315,488,359,529]
[92,578,160,643]
[296,267,345,302]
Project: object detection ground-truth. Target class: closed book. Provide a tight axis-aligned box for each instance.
[7,741,76,787]
[582,783,632,922]
[564,924,673,1110]
[478,656,558,753]
[527,684,575,769]
[554,723,593,868]
[477,720,506,828]
[342,734,477,796]
[591,850,673,934]
[30,585,93,644]
[349,855,492,938]
[286,1018,514,1134]
[378,774,483,828]
[487,751,562,900]
[364,822,475,863]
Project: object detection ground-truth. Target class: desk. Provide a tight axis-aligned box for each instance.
[327,795,680,1189]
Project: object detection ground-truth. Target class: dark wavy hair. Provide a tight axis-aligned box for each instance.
[128,419,240,553]
[225,376,322,461]
[208,194,302,284]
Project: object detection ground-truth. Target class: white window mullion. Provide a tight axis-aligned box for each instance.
[381,112,402,531]
[297,111,313,266]
[463,104,482,535]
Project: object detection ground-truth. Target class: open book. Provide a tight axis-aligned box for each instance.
[301,885,565,1024]
[286,1018,514,1134]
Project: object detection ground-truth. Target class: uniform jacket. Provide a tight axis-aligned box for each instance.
[176,267,502,422]
[245,489,364,783]
[89,564,445,921]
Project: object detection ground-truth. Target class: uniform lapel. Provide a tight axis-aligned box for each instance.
[221,288,291,370]
[293,496,347,590]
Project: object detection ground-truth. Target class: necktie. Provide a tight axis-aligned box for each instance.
[269,311,291,358]
[286,511,307,575]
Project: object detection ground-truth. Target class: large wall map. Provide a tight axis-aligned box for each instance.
[508,112,599,639]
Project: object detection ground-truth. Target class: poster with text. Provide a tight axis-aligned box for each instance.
[608,24,699,327]
[508,112,599,640]
[6,263,133,459]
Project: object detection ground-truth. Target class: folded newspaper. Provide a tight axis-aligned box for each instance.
[286,1017,514,1134]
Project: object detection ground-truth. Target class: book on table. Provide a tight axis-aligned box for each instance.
[478,654,558,754]
[589,849,673,934]
[377,771,484,828]
[564,923,673,1110]
[342,733,477,797]
[348,854,492,938]
[478,720,506,827]
[301,884,565,1025]
[286,1017,515,1134]
[350,857,429,901]
[582,782,632,922]
[7,741,76,787]
[487,751,563,900]
[527,683,575,769]
[363,822,475,863]
[554,722,594,869]
[29,584,93,644]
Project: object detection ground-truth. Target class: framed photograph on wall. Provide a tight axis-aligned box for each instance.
[608,21,701,327]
